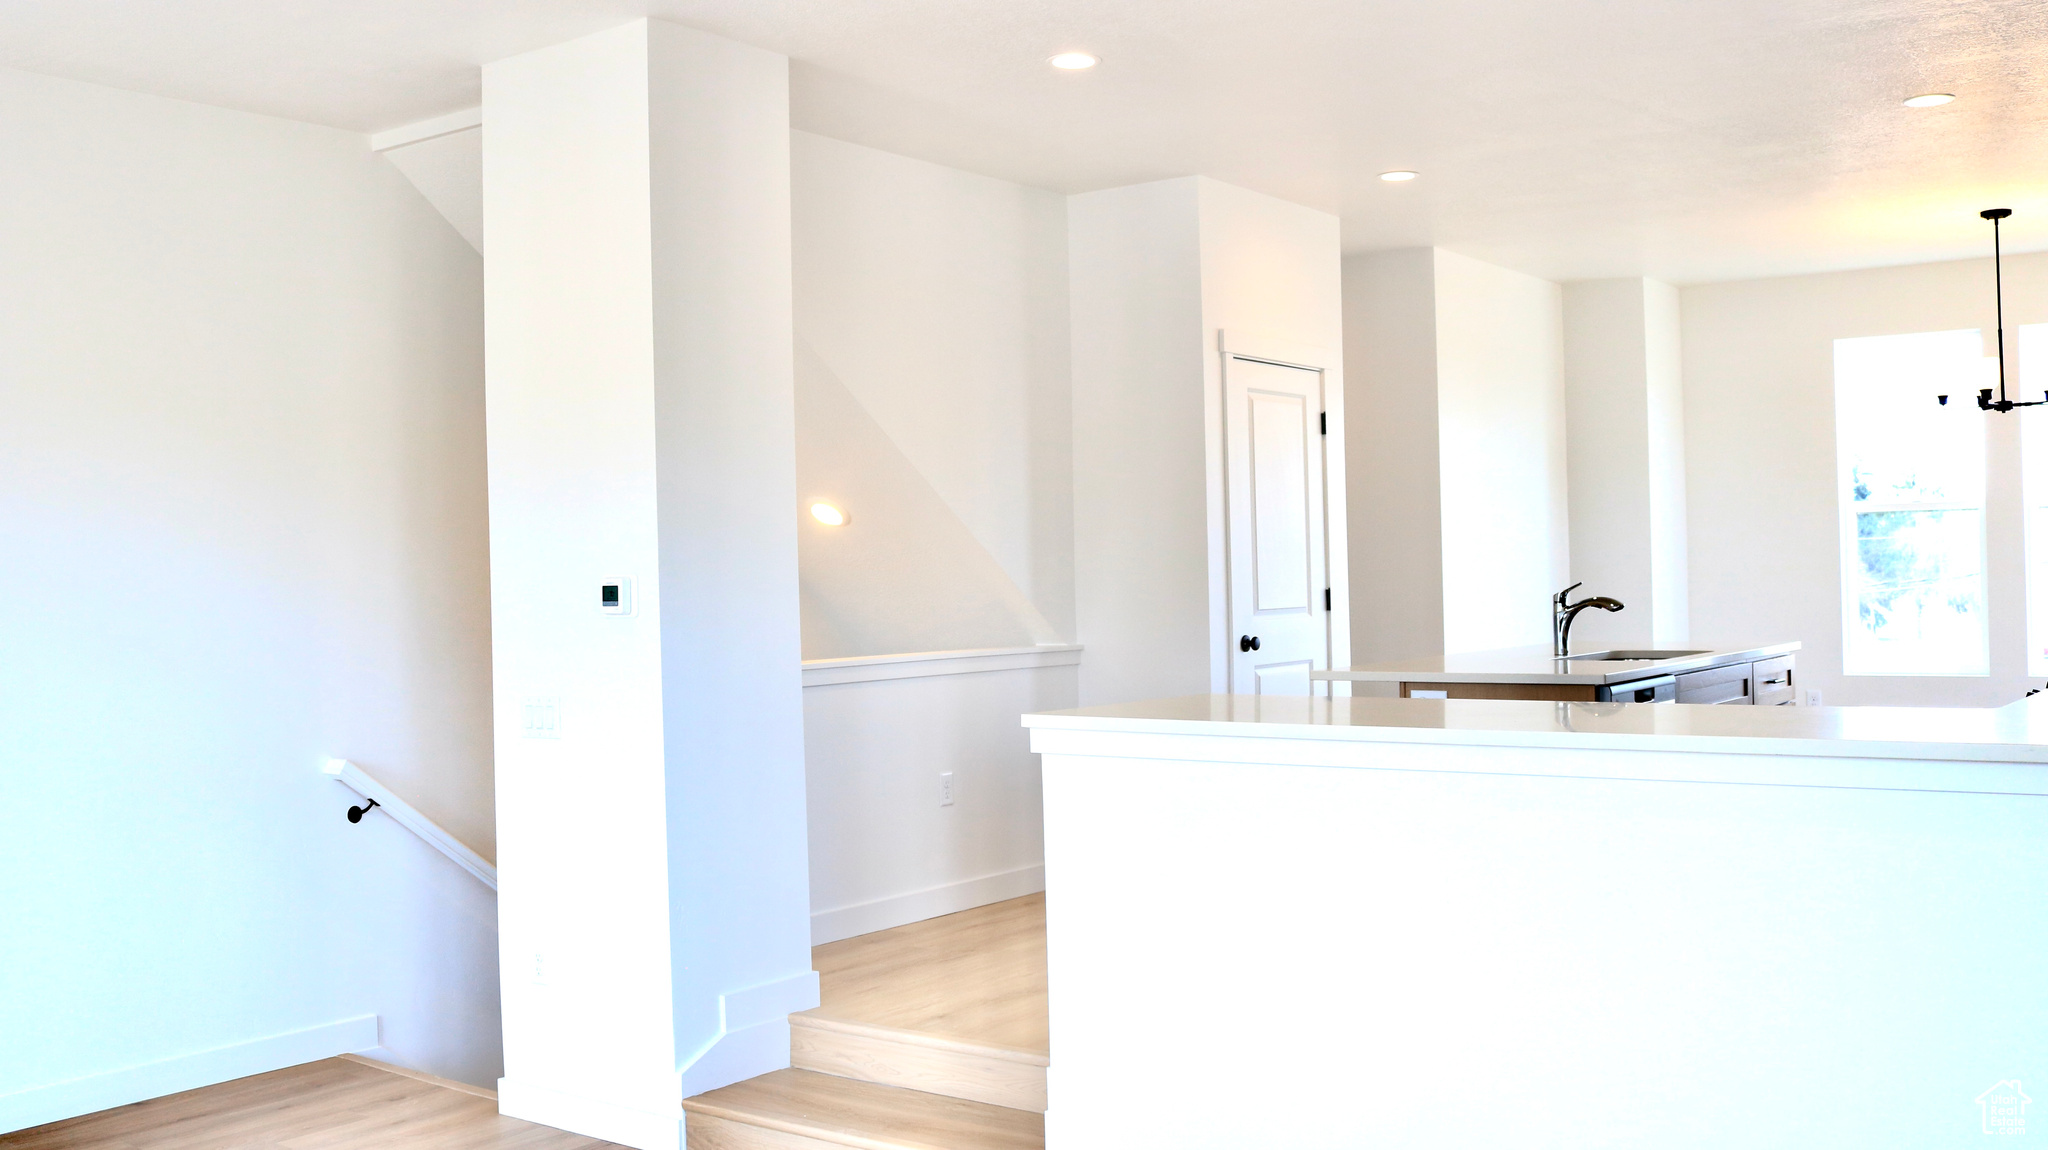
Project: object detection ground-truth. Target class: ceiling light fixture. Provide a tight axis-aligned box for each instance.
[809,501,849,527]
[1903,93,1956,107]
[1049,52,1098,70]
[1380,170,1419,182]
[1937,209,2039,412]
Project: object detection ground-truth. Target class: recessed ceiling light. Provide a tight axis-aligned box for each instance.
[1903,93,1956,107]
[1049,52,1099,70]
[809,501,849,527]
[1380,170,1419,182]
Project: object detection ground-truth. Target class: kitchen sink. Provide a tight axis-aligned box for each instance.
[1563,649,1711,662]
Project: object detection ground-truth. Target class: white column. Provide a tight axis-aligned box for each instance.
[1563,278,1690,649]
[482,20,812,1150]
[1343,249,1447,664]
[1344,249,1569,662]
[1067,178,1209,705]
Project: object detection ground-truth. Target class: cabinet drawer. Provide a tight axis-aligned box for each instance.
[1752,655,1796,706]
[1676,662,1751,705]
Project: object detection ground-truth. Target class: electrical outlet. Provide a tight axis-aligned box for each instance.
[521,696,562,739]
[939,772,955,807]
[531,951,549,986]
[1805,689,1822,707]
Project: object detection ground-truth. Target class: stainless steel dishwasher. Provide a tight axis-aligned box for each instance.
[1596,675,1677,703]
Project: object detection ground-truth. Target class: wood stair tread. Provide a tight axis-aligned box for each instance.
[791,1013,1049,1067]
[682,1069,1042,1150]
[810,894,1047,1056]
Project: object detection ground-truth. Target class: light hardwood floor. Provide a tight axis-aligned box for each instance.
[687,893,1051,1147]
[12,897,1052,1150]
[0,1057,618,1150]
[806,893,1047,1055]
[682,1070,1041,1150]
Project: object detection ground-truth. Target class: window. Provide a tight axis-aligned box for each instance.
[1834,329,1989,676]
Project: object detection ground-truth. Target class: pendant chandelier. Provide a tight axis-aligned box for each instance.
[1938,208,2040,411]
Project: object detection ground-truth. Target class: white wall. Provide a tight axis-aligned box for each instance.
[1069,178,1209,705]
[1196,180,1350,686]
[1684,252,2048,708]
[1344,249,1567,661]
[788,134,1077,938]
[1562,278,1690,650]
[1644,279,1690,647]
[1070,177,1345,705]
[792,131,1073,646]
[1344,250,1447,663]
[0,64,500,1129]
[1434,250,1569,654]
[802,659,1072,943]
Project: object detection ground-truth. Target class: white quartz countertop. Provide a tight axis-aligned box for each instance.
[1022,692,2048,765]
[1311,642,1801,685]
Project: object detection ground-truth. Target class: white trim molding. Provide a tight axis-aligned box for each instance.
[369,107,481,153]
[498,1077,682,1150]
[322,760,497,890]
[720,971,821,1032]
[667,970,823,1099]
[801,645,1081,688]
[811,864,1046,945]
[0,1015,378,1135]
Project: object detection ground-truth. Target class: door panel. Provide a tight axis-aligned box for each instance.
[1250,391,1313,612]
[1253,660,1314,696]
[1225,355,1327,695]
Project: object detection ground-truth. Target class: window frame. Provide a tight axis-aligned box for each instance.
[1833,329,1992,678]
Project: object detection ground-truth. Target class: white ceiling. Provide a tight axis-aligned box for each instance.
[5,0,2046,283]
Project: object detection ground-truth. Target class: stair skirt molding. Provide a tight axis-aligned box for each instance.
[0,1015,379,1135]
[811,864,1046,945]
[678,971,823,1098]
[498,972,820,1150]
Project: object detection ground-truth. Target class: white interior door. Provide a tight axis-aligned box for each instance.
[1224,354,1328,694]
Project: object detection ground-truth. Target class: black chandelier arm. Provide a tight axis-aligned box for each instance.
[1937,209,2019,410]
[1987,207,2010,407]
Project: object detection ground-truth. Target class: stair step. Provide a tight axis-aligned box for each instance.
[790,1013,1048,1113]
[682,1068,1042,1150]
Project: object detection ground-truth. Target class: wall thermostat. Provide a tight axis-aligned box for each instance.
[599,577,634,615]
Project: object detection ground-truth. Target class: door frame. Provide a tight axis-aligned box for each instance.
[1215,330,1351,695]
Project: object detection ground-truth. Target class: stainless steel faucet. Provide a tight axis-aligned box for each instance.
[1553,583,1625,657]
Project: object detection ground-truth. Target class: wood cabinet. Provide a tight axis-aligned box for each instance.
[1676,662,1751,705]
[1673,655,1798,705]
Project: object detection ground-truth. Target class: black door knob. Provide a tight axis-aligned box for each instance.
[1240,635,1260,652]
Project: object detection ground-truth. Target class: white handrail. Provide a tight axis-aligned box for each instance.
[322,759,498,891]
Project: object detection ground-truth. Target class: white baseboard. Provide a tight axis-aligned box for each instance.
[676,1019,791,1099]
[721,971,820,1032]
[0,1015,379,1135]
[811,864,1045,944]
[499,1076,682,1150]
[670,969,820,1098]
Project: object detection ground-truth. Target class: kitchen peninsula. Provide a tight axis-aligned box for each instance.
[1316,641,1800,704]
[1028,693,2048,1148]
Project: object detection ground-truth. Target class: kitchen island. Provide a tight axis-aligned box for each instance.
[1316,641,1800,704]
[1027,693,2048,1148]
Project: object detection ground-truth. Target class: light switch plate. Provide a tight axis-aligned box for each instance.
[598,577,634,615]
